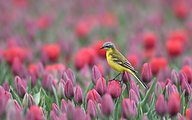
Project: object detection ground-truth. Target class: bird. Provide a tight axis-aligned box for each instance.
[100,42,148,89]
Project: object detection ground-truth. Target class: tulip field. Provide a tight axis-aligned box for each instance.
[1,0,192,120]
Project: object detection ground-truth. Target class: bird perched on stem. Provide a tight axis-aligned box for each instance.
[100,42,148,89]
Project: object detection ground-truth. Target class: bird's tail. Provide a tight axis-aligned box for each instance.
[132,73,148,89]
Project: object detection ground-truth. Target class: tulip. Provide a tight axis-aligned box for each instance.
[61,71,69,82]
[74,85,84,105]
[85,114,91,120]
[101,94,114,116]
[3,81,9,91]
[66,68,76,85]
[40,107,45,117]
[165,83,174,100]
[168,93,181,116]
[64,79,74,99]
[42,73,53,90]
[60,99,67,113]
[75,106,86,120]
[14,76,26,97]
[12,57,27,78]
[143,32,157,49]
[0,86,5,95]
[186,108,191,120]
[182,57,192,68]
[13,99,22,111]
[183,65,192,84]
[86,89,102,103]
[91,65,102,84]
[37,62,45,77]
[75,21,90,38]
[179,70,187,84]
[29,70,37,87]
[181,79,191,96]
[22,93,36,108]
[57,82,65,98]
[121,99,137,119]
[87,100,97,118]
[166,40,183,57]
[6,104,23,120]
[130,81,140,98]
[29,105,43,120]
[58,113,67,120]
[52,103,60,115]
[50,110,58,120]
[127,54,141,69]
[141,63,152,82]
[154,82,163,98]
[150,57,168,75]
[155,94,167,116]
[129,89,139,105]
[95,77,106,95]
[142,115,148,120]
[173,1,190,19]
[121,71,131,83]
[171,69,178,85]
[165,78,172,86]
[0,95,7,116]
[80,64,90,80]
[107,80,121,98]
[177,113,186,120]
[66,101,75,120]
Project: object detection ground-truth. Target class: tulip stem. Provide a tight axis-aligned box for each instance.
[126,83,129,97]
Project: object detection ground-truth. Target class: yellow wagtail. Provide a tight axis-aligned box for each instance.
[100,42,148,89]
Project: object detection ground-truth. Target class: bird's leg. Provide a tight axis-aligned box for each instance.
[120,72,125,82]
[112,73,121,80]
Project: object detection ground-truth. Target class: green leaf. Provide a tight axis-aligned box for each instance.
[163,86,166,97]
[114,97,121,120]
[180,90,185,114]
[184,96,192,115]
[40,88,51,113]
[141,77,156,109]
[105,76,109,85]
[9,86,23,108]
[52,85,59,107]
[27,77,31,93]
[33,91,41,105]
[94,101,101,118]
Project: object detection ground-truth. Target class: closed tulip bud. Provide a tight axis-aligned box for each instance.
[0,96,7,115]
[80,64,90,80]
[122,71,131,83]
[129,89,139,105]
[13,99,22,111]
[87,100,97,118]
[165,78,172,86]
[64,79,74,99]
[0,86,5,95]
[131,100,138,117]
[107,80,121,99]
[130,81,140,98]
[86,89,102,103]
[58,82,64,98]
[141,63,152,82]
[91,65,102,84]
[52,103,60,115]
[163,66,171,79]
[168,93,181,116]
[85,114,91,120]
[181,79,191,96]
[177,113,186,120]
[29,105,43,120]
[156,94,167,116]
[101,94,114,116]
[172,84,179,93]
[61,71,69,82]
[66,68,76,85]
[14,76,26,97]
[60,99,67,113]
[29,70,37,87]
[42,73,53,90]
[22,93,36,108]
[182,57,192,68]
[165,83,174,100]
[58,113,67,120]
[75,107,86,120]
[74,85,84,105]
[179,70,187,84]
[50,110,58,120]
[40,107,45,117]
[183,65,192,84]
[142,115,148,120]
[95,77,106,95]
[171,69,178,85]
[37,62,45,77]
[121,99,137,119]
[154,82,163,98]
[3,81,9,91]
[66,101,75,120]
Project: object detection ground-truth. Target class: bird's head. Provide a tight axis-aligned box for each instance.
[100,42,115,50]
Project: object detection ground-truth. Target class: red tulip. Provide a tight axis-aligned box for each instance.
[166,40,183,57]
[107,80,121,98]
[141,63,152,82]
[64,79,74,99]
[28,63,38,77]
[92,41,107,58]
[100,13,117,26]
[86,89,101,103]
[165,78,172,86]
[183,65,192,84]
[168,93,181,116]
[173,1,190,19]
[74,85,84,105]
[143,32,157,49]
[168,29,189,43]
[95,77,106,95]
[29,105,43,120]
[155,94,167,116]
[127,55,140,69]
[87,100,97,118]
[150,57,168,75]
[101,94,114,116]
[186,108,191,120]
[75,21,90,38]
[36,15,53,30]
[41,44,61,61]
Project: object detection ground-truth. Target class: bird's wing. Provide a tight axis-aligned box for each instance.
[109,50,138,73]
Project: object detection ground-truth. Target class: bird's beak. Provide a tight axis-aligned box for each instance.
[100,46,104,50]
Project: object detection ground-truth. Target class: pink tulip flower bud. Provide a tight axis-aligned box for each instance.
[179,70,187,84]
[61,71,69,82]
[121,99,137,119]
[107,80,121,98]
[182,57,192,68]
[130,81,140,98]
[66,68,76,85]
[29,105,43,120]
[66,101,75,120]
[74,85,84,105]
[154,82,163,98]
[60,99,67,113]
[14,76,26,97]
[3,81,9,91]
[22,93,36,108]
[129,89,139,105]
[101,94,114,116]
[86,89,102,103]
[64,79,74,99]
[171,69,178,85]
[91,65,102,84]
[52,103,60,115]
[13,99,22,111]
[50,110,58,120]
[165,83,174,100]
[87,100,97,118]
[141,63,152,82]
[155,94,167,116]
[95,77,106,95]
[122,71,131,83]
[181,79,191,96]
[168,93,180,116]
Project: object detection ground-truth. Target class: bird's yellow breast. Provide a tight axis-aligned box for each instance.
[106,49,128,73]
